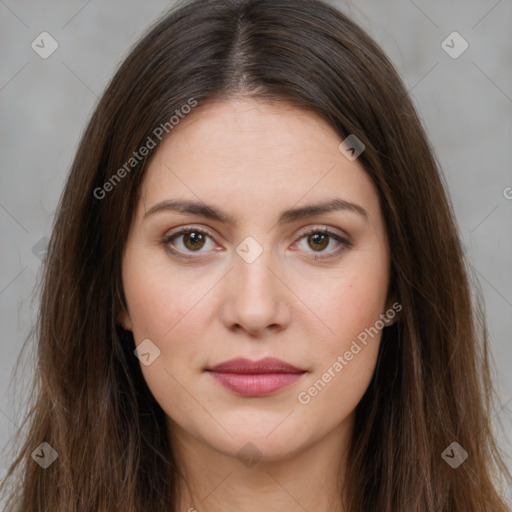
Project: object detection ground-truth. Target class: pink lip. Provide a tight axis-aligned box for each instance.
[206,357,306,397]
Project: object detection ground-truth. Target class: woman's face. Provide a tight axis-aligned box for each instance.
[120,98,393,462]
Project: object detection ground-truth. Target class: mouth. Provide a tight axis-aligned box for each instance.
[205,357,307,397]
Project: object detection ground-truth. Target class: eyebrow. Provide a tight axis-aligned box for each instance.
[143,197,369,225]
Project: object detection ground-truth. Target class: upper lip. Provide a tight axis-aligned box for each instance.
[206,357,305,374]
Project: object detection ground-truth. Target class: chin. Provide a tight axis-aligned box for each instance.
[201,419,312,460]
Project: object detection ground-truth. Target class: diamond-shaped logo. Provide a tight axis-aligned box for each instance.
[31,442,58,468]
[441,32,468,59]
[32,236,49,262]
[134,338,161,366]
[441,442,468,468]
[236,236,263,264]
[338,134,365,161]
[237,442,262,468]
[31,32,59,59]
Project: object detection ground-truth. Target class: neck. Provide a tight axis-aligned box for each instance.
[169,415,353,512]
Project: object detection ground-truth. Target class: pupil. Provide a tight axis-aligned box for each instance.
[185,232,205,250]
[310,233,328,251]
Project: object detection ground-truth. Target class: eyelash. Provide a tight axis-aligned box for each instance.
[161,225,352,261]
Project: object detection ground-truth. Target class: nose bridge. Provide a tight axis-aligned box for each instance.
[234,235,280,303]
[220,234,289,334]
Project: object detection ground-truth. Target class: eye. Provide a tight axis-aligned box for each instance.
[293,227,351,260]
[162,227,219,260]
[162,225,351,261]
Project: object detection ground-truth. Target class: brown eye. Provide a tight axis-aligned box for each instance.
[307,232,329,252]
[162,227,218,260]
[182,231,207,251]
[294,227,352,260]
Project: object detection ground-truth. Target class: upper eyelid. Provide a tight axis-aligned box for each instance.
[164,224,349,241]
[163,225,219,242]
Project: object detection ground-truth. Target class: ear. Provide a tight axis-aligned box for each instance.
[117,305,133,331]
[383,295,401,326]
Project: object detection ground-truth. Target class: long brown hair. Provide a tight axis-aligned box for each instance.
[1,0,510,510]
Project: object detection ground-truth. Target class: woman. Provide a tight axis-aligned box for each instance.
[1,0,510,510]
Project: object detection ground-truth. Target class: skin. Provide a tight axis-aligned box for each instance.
[119,97,395,512]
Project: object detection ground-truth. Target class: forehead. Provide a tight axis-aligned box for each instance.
[152,97,340,166]
[139,97,380,226]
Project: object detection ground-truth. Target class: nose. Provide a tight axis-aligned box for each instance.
[219,246,292,337]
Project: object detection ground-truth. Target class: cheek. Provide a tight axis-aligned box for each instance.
[297,339,380,433]
[295,278,386,421]
[293,252,389,413]
[122,250,217,387]
[299,265,389,355]
[122,246,202,339]
[122,255,210,416]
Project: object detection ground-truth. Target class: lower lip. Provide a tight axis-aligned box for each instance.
[207,371,305,397]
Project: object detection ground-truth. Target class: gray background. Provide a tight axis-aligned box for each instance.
[1,0,511,494]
